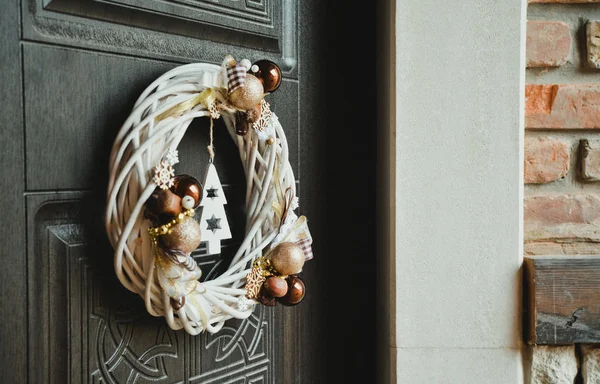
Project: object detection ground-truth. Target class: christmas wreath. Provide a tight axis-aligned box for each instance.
[105,55,313,335]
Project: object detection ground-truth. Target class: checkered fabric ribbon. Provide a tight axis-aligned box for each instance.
[227,65,247,93]
[296,237,313,261]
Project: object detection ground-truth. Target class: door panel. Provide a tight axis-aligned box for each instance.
[0,1,26,382]
[2,0,380,382]
[22,0,297,74]
[17,0,308,382]
[26,190,280,383]
[23,45,299,191]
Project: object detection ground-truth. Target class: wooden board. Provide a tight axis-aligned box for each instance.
[524,256,600,345]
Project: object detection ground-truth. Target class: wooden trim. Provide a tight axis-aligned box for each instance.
[524,256,600,345]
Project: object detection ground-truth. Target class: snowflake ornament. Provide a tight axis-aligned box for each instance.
[153,160,175,190]
[236,296,251,311]
[165,148,179,165]
[208,102,221,119]
[244,267,266,299]
[252,100,272,132]
[290,196,299,211]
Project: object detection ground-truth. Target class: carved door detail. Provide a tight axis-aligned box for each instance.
[11,0,311,381]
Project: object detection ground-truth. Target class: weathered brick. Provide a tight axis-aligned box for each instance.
[531,346,578,384]
[525,137,570,183]
[587,21,600,69]
[527,21,571,68]
[580,139,600,181]
[530,0,600,3]
[526,84,600,129]
[524,194,600,242]
[525,241,600,255]
[581,345,600,384]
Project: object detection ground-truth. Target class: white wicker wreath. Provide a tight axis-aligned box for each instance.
[105,57,312,335]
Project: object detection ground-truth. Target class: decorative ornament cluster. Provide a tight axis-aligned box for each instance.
[105,55,313,335]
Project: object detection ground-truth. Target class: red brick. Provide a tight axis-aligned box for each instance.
[587,21,600,69]
[524,137,570,183]
[524,194,600,243]
[526,84,600,129]
[527,21,571,68]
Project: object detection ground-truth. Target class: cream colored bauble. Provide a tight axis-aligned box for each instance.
[229,74,265,110]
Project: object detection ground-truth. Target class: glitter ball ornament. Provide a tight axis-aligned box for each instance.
[277,275,305,306]
[160,215,202,254]
[229,74,265,111]
[270,242,305,275]
[251,60,282,93]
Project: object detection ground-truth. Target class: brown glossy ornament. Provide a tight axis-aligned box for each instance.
[170,297,185,311]
[236,116,250,136]
[228,74,264,110]
[270,241,305,275]
[277,275,305,306]
[172,175,202,208]
[147,189,182,219]
[257,287,277,306]
[263,276,288,298]
[251,60,282,93]
[160,216,202,254]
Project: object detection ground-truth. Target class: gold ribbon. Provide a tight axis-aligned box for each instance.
[155,88,222,122]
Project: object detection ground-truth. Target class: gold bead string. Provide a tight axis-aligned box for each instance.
[148,208,196,245]
[251,256,288,278]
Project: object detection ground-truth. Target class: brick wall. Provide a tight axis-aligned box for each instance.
[525,1,600,383]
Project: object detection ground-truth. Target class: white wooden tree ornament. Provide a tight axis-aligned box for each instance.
[199,162,232,254]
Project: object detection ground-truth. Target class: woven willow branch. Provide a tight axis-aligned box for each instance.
[105,63,296,335]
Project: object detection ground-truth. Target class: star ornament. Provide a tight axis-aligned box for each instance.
[206,214,222,234]
[206,187,218,199]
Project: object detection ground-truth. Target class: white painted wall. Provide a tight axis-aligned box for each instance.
[391,0,527,382]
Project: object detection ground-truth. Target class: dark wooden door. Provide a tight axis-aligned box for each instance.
[2,0,379,383]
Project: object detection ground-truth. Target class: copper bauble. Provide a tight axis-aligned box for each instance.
[263,276,288,298]
[251,60,282,93]
[172,175,202,208]
[278,275,305,306]
[160,216,202,254]
[147,189,182,220]
[236,117,250,136]
[270,242,305,275]
[228,74,264,110]
[258,287,277,306]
